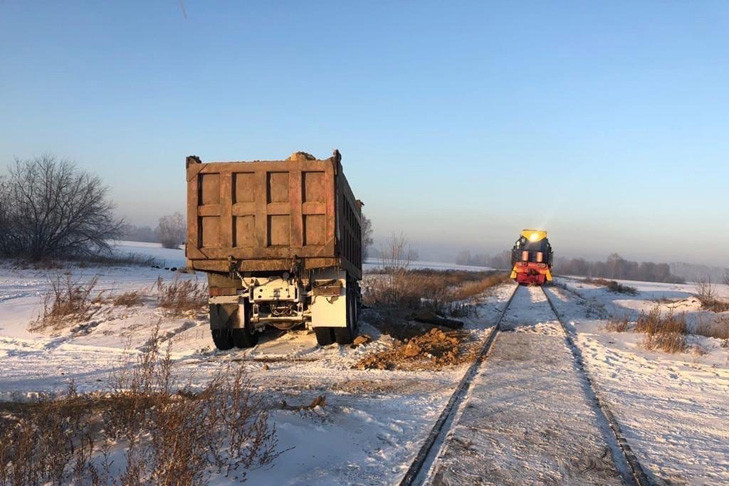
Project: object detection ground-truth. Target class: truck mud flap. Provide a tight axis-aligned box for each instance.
[209,303,237,329]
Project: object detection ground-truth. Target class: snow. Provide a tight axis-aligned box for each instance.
[426,286,626,485]
[0,241,513,484]
[547,278,729,485]
[2,244,727,484]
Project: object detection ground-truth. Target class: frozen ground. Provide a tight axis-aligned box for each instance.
[427,286,625,486]
[547,279,729,485]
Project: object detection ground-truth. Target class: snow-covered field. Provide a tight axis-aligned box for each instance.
[547,278,729,485]
[0,242,512,484]
[1,244,727,485]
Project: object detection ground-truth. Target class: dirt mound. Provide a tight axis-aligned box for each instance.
[287,152,316,161]
[356,328,470,371]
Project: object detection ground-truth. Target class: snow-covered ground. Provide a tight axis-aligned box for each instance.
[547,278,729,485]
[427,286,626,485]
[2,244,727,484]
[0,242,513,484]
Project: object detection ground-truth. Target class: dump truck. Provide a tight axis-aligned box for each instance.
[185,150,362,350]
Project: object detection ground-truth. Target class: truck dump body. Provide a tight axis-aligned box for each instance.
[186,151,362,280]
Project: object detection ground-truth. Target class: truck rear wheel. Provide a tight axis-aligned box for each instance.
[315,327,335,346]
[210,304,237,350]
[211,329,234,350]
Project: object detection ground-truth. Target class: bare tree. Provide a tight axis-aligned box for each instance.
[0,155,122,260]
[379,232,414,274]
[695,275,716,304]
[724,271,729,287]
[157,212,186,249]
[361,213,374,260]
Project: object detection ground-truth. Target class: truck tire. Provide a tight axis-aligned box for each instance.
[231,301,258,349]
[210,304,237,350]
[211,329,234,350]
[315,327,335,346]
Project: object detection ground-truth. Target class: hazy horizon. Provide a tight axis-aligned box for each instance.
[2,2,728,267]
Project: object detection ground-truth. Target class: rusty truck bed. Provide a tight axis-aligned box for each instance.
[185,151,362,279]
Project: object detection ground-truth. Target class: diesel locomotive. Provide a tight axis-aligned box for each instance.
[510,229,553,285]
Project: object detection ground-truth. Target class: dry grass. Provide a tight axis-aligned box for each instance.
[635,307,687,353]
[583,278,638,295]
[113,290,144,307]
[693,315,729,340]
[451,273,511,301]
[155,276,207,315]
[0,327,280,486]
[363,269,508,316]
[30,274,101,331]
[605,315,630,332]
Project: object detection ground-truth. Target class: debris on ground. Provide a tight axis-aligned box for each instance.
[281,394,327,411]
[410,310,464,329]
[355,328,469,371]
[351,334,372,347]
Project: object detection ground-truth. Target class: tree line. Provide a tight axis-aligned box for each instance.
[456,250,684,283]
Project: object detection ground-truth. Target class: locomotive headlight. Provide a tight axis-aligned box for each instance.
[529,233,539,242]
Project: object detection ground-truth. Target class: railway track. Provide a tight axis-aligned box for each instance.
[542,286,654,486]
[400,284,654,486]
[397,284,519,486]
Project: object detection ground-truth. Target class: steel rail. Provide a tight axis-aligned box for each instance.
[542,286,654,486]
[398,284,520,486]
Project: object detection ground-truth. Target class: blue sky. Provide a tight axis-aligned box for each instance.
[1,1,728,265]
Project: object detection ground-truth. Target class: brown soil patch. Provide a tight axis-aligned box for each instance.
[355,328,473,371]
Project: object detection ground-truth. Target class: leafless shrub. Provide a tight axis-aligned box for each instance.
[695,275,729,312]
[361,213,374,259]
[635,307,687,353]
[155,276,207,315]
[0,381,98,486]
[605,315,630,332]
[378,233,417,274]
[695,275,716,301]
[0,154,123,260]
[157,212,186,249]
[0,327,281,485]
[30,274,100,331]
